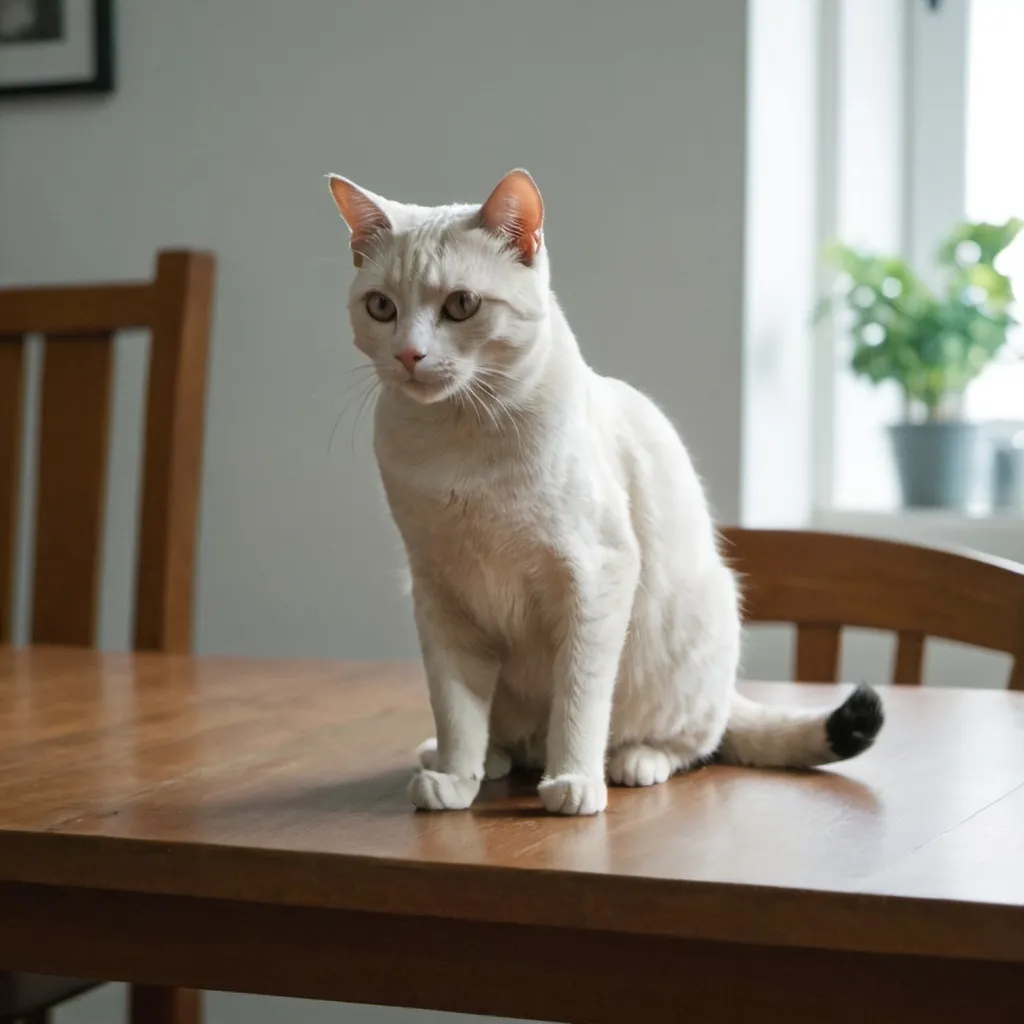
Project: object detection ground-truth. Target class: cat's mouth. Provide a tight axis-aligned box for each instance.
[397,376,454,404]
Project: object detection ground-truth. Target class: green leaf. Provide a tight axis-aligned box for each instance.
[815,218,1019,407]
[936,218,1024,267]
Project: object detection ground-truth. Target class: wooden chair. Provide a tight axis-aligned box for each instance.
[0,251,216,1023]
[720,528,1024,689]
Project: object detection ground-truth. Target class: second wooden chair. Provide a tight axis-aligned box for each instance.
[720,528,1024,689]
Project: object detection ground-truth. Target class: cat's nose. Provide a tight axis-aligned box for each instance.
[395,347,426,375]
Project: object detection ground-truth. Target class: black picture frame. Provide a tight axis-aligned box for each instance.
[0,0,115,98]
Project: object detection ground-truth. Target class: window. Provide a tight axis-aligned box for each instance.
[963,0,1024,421]
[825,0,1023,513]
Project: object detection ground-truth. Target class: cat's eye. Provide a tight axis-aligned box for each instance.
[441,290,482,322]
[365,292,397,322]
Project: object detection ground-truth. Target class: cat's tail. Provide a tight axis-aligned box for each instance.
[716,684,884,768]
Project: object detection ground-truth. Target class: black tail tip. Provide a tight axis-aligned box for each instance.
[826,683,884,760]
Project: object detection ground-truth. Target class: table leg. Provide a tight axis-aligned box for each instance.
[129,985,201,1024]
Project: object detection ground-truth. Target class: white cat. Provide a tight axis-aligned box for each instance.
[328,169,883,816]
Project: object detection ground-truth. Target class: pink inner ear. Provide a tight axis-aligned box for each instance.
[480,170,544,264]
[328,176,391,266]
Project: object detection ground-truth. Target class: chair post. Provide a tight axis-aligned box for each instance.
[133,251,216,653]
[0,338,24,644]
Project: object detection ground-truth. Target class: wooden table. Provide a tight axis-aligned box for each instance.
[1,648,1022,1023]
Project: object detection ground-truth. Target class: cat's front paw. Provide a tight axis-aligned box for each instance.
[538,773,608,816]
[408,769,480,811]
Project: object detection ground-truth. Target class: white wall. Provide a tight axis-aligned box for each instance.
[1,0,748,663]
[2,2,748,1022]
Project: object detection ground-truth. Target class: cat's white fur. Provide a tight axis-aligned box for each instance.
[328,169,881,815]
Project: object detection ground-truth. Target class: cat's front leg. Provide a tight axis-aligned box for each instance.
[539,539,640,816]
[408,589,498,811]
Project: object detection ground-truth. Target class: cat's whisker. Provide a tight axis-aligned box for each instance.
[328,375,380,455]
[352,247,388,276]
[351,377,382,449]
[323,366,380,407]
[469,380,503,435]
[310,362,378,396]
[355,233,392,276]
[329,363,379,385]
[477,365,525,382]
[474,377,523,447]
[471,364,520,387]
[459,384,486,429]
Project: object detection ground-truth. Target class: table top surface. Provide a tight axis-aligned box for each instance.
[2,647,1023,963]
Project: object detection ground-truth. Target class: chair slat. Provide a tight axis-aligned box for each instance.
[30,335,114,646]
[0,337,25,643]
[0,283,154,334]
[134,252,215,653]
[893,631,926,685]
[723,528,1024,688]
[795,624,842,683]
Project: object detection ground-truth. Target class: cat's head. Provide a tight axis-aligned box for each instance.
[328,170,550,405]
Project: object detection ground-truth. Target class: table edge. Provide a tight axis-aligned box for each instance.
[0,828,1021,964]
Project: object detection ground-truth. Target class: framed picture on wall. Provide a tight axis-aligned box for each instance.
[0,0,114,97]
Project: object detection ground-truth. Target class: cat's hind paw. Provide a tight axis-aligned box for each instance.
[416,738,511,781]
[538,773,608,816]
[408,769,480,811]
[607,744,675,787]
[484,746,513,780]
[415,737,439,771]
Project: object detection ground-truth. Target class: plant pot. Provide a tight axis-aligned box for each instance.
[887,422,992,510]
[992,424,1024,511]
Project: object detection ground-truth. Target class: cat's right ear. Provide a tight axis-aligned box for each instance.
[480,169,545,265]
[326,175,392,268]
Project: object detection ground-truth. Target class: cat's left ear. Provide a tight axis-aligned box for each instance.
[327,174,392,268]
[480,169,544,265]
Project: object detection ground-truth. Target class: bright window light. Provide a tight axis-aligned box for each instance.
[964,0,1024,421]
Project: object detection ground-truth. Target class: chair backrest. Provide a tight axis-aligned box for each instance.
[720,527,1024,689]
[0,250,215,653]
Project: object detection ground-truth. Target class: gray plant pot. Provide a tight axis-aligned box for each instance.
[887,422,992,510]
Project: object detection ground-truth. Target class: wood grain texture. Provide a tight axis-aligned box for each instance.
[0,284,154,335]
[1,883,1021,1024]
[795,623,842,682]
[723,528,1024,687]
[30,336,113,646]
[134,251,215,654]
[0,339,23,645]
[1,650,1023,969]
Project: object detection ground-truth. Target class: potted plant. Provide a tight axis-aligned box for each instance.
[816,218,1023,509]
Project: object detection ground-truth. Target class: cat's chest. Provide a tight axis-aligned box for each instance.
[397,485,567,641]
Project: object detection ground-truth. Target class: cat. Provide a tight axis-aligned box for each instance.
[327,168,884,816]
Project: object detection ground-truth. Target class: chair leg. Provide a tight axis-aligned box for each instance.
[128,986,201,1024]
